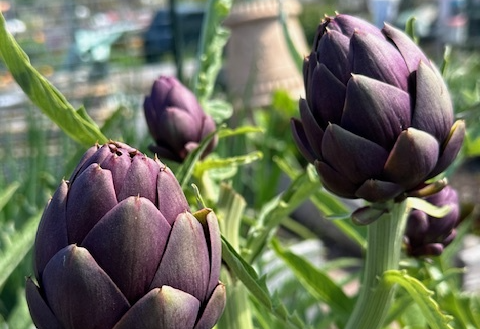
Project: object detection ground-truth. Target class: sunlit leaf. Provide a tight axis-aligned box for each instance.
[194,151,263,177]
[382,270,454,329]
[222,236,272,308]
[204,99,234,124]
[221,237,307,329]
[176,126,221,188]
[217,125,264,139]
[405,16,418,43]
[0,12,108,146]
[0,212,41,288]
[193,0,232,103]
[271,238,354,322]
[0,182,20,213]
[245,168,320,263]
[407,197,452,218]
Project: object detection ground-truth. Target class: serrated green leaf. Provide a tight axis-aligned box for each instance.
[204,99,233,124]
[221,238,308,329]
[0,212,41,288]
[245,170,320,263]
[439,292,477,329]
[0,12,108,147]
[0,182,20,213]
[221,236,272,308]
[271,238,354,319]
[468,294,480,327]
[217,125,264,139]
[194,151,263,177]
[250,292,310,329]
[273,160,365,250]
[272,155,302,179]
[193,0,232,103]
[382,270,454,329]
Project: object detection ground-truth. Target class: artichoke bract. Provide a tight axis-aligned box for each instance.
[26,141,225,329]
[291,14,465,202]
[144,76,218,162]
[405,186,460,256]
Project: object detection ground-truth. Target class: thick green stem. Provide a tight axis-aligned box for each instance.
[345,200,409,329]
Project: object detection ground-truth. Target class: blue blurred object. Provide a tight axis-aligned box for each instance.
[143,3,205,63]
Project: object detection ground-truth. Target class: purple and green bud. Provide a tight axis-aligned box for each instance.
[26,141,225,329]
[405,185,460,256]
[144,76,218,162]
[291,14,465,202]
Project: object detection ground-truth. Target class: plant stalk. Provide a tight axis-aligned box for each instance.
[345,199,409,329]
[215,184,254,329]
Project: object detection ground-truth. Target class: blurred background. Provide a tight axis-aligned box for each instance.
[0,0,478,151]
[1,0,480,327]
[0,0,478,159]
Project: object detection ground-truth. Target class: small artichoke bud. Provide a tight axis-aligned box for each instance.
[26,141,225,329]
[291,14,465,202]
[405,186,460,257]
[144,76,218,162]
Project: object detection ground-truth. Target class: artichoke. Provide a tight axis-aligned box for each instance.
[405,185,460,256]
[144,76,218,162]
[291,14,465,202]
[26,141,225,329]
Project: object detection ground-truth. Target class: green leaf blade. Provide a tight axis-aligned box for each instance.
[382,270,454,329]
[271,238,354,319]
[0,12,107,147]
[0,212,41,288]
[221,236,308,329]
[0,182,20,213]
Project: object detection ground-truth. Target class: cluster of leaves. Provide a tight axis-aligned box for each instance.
[0,3,480,329]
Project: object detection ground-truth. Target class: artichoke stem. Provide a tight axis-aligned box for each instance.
[345,199,409,329]
[216,271,254,329]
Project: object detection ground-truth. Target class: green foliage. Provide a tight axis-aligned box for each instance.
[271,238,354,327]
[382,270,454,329]
[0,2,477,328]
[0,12,108,147]
[0,213,40,289]
[244,166,321,263]
[221,237,308,329]
[0,183,20,214]
[298,2,337,46]
[444,49,480,157]
[193,0,232,104]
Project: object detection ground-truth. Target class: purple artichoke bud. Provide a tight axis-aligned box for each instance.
[144,76,218,162]
[291,14,465,202]
[405,185,460,257]
[26,141,225,329]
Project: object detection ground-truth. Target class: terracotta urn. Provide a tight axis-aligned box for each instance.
[223,0,308,108]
